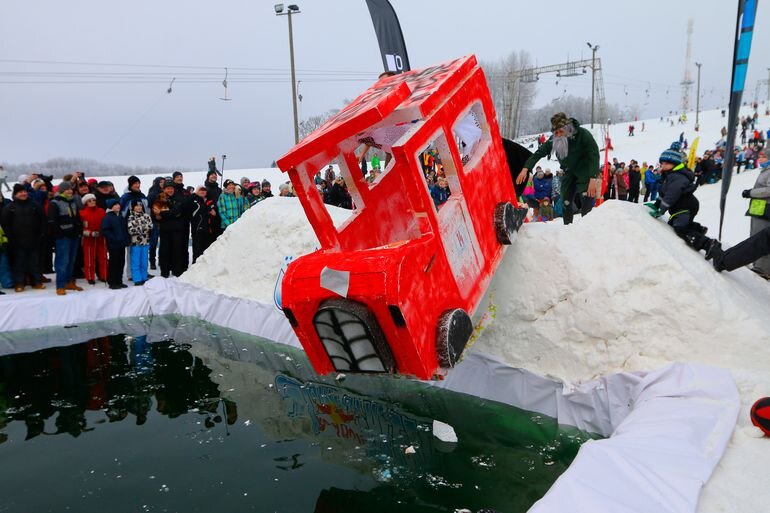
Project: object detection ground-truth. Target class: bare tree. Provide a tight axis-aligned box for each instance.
[481,51,537,140]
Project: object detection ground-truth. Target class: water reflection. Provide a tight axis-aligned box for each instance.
[0,317,591,513]
[0,335,233,440]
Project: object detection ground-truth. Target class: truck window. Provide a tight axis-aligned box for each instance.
[452,102,490,171]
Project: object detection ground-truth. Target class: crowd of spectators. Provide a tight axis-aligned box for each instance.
[0,160,286,295]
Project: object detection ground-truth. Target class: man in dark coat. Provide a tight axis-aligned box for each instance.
[627,164,642,203]
[48,182,83,294]
[204,170,223,240]
[158,182,191,278]
[0,184,46,291]
[101,199,129,289]
[94,181,120,210]
[501,137,533,200]
[191,186,216,263]
[518,113,600,225]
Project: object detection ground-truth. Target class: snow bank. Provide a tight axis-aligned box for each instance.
[180,197,351,302]
[472,201,770,513]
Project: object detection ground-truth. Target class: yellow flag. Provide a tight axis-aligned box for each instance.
[688,137,700,169]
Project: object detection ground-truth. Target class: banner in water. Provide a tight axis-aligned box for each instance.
[366,0,411,74]
[720,0,758,238]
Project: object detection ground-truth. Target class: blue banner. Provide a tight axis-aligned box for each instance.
[720,0,759,239]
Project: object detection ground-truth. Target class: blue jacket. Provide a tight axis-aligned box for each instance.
[430,185,450,207]
[644,169,660,186]
[119,191,149,218]
[101,211,130,250]
[533,176,552,200]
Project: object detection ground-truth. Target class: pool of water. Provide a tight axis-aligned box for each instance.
[0,317,592,513]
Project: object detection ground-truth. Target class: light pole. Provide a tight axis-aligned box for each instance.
[586,42,599,128]
[695,62,702,131]
[275,4,301,144]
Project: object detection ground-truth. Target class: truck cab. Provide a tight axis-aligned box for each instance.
[277,55,522,380]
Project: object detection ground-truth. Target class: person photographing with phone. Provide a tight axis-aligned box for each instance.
[516,112,600,225]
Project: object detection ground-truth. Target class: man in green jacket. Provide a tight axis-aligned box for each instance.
[516,112,600,225]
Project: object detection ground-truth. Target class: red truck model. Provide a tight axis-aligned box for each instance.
[277,55,523,380]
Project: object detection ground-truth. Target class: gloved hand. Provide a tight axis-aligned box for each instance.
[742,189,752,198]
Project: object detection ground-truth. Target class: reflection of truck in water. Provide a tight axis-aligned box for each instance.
[277,55,525,380]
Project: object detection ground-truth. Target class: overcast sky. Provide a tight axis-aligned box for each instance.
[2,0,768,170]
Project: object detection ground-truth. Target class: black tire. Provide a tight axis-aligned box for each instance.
[494,202,525,244]
[436,308,473,368]
[313,298,396,373]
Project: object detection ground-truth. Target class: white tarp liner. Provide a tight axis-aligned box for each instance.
[0,278,740,513]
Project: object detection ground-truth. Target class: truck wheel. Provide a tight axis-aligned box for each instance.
[494,202,525,244]
[313,298,396,373]
[436,308,473,368]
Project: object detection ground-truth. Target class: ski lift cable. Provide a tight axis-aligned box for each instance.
[100,89,169,160]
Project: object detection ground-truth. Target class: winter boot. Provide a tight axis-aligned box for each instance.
[65,281,84,292]
[14,285,24,293]
[705,240,725,272]
[56,288,66,296]
[31,283,45,290]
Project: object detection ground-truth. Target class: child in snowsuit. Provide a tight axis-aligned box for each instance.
[127,200,153,286]
[646,143,709,251]
[538,197,554,222]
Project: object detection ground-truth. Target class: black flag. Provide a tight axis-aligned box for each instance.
[366,0,410,74]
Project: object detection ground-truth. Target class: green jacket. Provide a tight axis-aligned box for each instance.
[524,118,600,194]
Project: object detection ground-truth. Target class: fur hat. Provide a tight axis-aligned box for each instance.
[550,112,570,131]
[82,193,96,204]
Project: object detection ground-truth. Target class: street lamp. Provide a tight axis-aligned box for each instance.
[587,42,599,128]
[695,62,702,131]
[275,3,301,144]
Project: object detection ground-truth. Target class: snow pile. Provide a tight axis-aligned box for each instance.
[180,197,351,301]
[472,200,770,513]
[476,199,770,382]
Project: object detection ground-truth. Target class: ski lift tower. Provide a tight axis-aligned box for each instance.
[512,58,606,136]
[680,18,695,115]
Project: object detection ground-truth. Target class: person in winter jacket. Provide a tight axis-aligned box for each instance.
[119,176,149,217]
[518,113,600,225]
[0,184,46,292]
[94,181,120,210]
[217,179,248,230]
[146,176,166,271]
[156,182,191,278]
[533,169,552,200]
[538,197,555,222]
[646,143,709,251]
[708,146,770,277]
[191,186,216,263]
[101,199,129,289]
[614,166,628,200]
[260,180,274,199]
[430,177,451,208]
[79,193,107,284]
[126,200,153,285]
[644,165,660,202]
[327,176,352,209]
[49,181,83,295]
[627,164,642,203]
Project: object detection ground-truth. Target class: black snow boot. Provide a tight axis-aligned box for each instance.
[705,240,725,272]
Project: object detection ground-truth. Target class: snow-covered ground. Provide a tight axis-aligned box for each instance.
[3,105,768,511]
[178,106,770,513]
